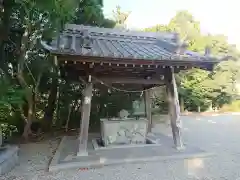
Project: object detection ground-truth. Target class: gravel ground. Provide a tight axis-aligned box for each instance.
[1,114,240,180]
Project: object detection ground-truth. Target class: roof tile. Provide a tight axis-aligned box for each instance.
[42,24,230,64]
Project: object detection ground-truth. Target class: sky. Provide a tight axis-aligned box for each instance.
[103,0,240,48]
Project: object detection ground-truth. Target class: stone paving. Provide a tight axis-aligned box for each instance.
[49,134,210,171]
[1,114,240,180]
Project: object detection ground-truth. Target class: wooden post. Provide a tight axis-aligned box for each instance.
[78,76,93,156]
[145,89,152,133]
[165,67,184,149]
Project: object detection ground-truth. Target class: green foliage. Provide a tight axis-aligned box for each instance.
[0,77,24,140]
[0,78,24,121]
[177,69,212,110]
[145,25,172,32]
[0,123,18,141]
[74,0,115,28]
[220,100,240,112]
[145,10,240,112]
[0,0,106,137]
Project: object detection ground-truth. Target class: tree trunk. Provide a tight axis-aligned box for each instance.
[54,84,60,126]
[22,89,33,140]
[16,4,42,140]
[17,25,32,140]
[43,56,59,130]
[22,120,32,140]
[208,101,213,111]
[180,96,184,112]
[197,106,201,112]
[43,77,58,130]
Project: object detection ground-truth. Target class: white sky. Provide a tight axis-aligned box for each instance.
[103,0,240,48]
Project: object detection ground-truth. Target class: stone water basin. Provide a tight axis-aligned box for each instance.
[100,118,148,146]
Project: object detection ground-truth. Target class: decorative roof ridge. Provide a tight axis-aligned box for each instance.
[63,24,185,53]
[64,24,179,42]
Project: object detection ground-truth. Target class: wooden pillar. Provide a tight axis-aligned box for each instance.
[78,77,93,156]
[164,67,184,149]
[145,89,152,133]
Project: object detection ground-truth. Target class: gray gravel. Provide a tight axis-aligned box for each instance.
[1,114,240,180]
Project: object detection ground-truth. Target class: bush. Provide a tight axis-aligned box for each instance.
[0,123,18,142]
[220,100,240,112]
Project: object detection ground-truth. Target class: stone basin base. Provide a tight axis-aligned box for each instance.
[100,118,148,146]
[49,135,212,172]
[92,137,160,150]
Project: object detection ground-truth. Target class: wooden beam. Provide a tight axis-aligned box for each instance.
[164,66,184,149]
[78,79,93,156]
[56,55,215,69]
[93,76,164,85]
[145,89,153,133]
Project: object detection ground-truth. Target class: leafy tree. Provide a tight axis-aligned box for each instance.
[0,0,116,141]
[0,0,79,140]
[112,5,130,28]
[74,0,115,27]
[145,10,240,111]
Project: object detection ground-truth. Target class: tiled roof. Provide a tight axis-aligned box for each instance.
[41,24,228,63]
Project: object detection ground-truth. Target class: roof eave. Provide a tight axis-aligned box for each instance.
[41,40,57,52]
[41,39,232,73]
[219,55,234,62]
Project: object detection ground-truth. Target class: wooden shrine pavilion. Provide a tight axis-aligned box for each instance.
[42,24,230,156]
